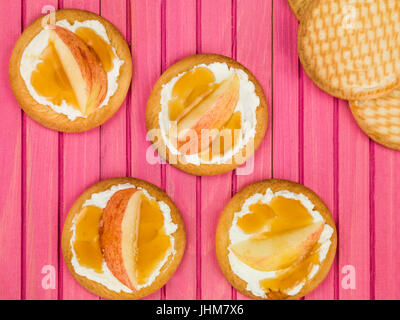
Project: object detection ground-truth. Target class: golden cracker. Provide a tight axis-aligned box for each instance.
[146,54,268,176]
[62,177,186,300]
[350,90,400,150]
[9,9,132,132]
[287,0,313,20]
[216,179,337,300]
[298,0,400,100]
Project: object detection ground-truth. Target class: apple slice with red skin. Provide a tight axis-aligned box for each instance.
[175,73,240,155]
[51,26,107,116]
[230,221,325,271]
[100,188,143,290]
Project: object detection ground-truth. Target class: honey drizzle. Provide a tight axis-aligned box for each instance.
[237,196,315,238]
[75,27,115,72]
[135,196,171,285]
[168,67,244,159]
[31,42,79,109]
[73,206,104,273]
[235,196,323,296]
[31,26,113,113]
[200,111,243,161]
[236,202,276,234]
[73,196,172,285]
[260,243,322,294]
[168,67,217,122]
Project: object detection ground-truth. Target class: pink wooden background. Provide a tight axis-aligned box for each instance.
[0,0,399,300]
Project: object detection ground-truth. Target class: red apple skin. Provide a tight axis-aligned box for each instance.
[176,74,240,155]
[100,188,139,290]
[52,26,107,115]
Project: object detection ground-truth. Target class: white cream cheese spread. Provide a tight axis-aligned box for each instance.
[70,183,178,293]
[20,19,124,121]
[228,188,334,298]
[159,62,260,165]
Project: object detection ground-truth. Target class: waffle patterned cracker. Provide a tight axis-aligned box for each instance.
[350,90,400,150]
[287,0,313,20]
[298,0,400,100]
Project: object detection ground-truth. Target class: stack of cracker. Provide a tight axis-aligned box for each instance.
[288,0,400,150]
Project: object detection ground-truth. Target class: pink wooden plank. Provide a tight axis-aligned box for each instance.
[130,0,163,300]
[130,0,162,184]
[235,0,273,300]
[164,0,198,300]
[272,0,299,182]
[200,0,233,300]
[24,0,59,300]
[60,0,101,300]
[0,0,22,300]
[374,145,400,299]
[302,74,336,300]
[98,0,129,301]
[100,0,128,180]
[236,1,273,198]
[338,100,370,300]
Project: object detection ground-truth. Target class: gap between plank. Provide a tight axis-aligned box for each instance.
[57,0,64,301]
[369,141,375,300]
[231,0,237,301]
[20,0,27,301]
[270,0,274,180]
[99,0,102,180]
[160,0,167,300]
[195,0,202,301]
[126,0,132,177]
[298,62,304,186]
[333,98,339,300]
[298,47,305,301]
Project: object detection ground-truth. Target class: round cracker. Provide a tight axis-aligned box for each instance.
[61,177,186,300]
[350,91,400,151]
[146,54,268,176]
[216,179,337,300]
[287,0,313,20]
[298,0,400,101]
[9,9,132,132]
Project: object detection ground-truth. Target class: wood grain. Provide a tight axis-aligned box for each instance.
[100,0,128,180]
[164,0,198,300]
[130,0,163,300]
[338,100,370,300]
[236,0,272,191]
[272,0,299,182]
[302,74,336,300]
[60,0,101,300]
[373,144,400,299]
[0,0,399,300]
[130,0,162,184]
[24,0,59,300]
[0,0,22,300]
[235,0,273,300]
[200,0,233,300]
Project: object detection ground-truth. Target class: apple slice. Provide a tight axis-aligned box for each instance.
[100,188,143,290]
[174,86,216,123]
[50,26,107,115]
[176,73,240,155]
[230,221,324,271]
